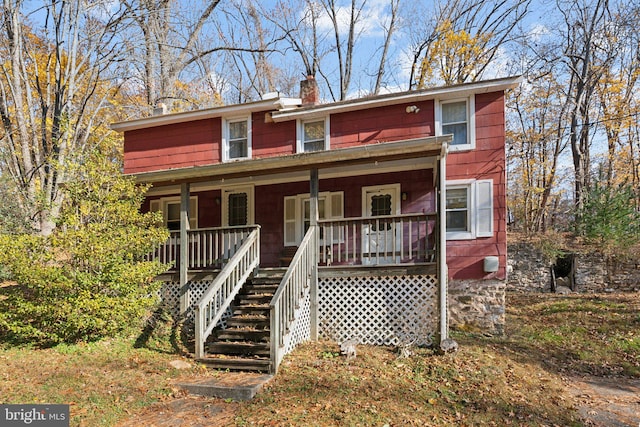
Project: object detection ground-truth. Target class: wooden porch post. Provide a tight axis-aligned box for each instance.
[310,168,319,340]
[438,151,449,341]
[180,183,190,315]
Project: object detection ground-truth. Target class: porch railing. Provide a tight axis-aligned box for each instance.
[194,226,260,359]
[270,226,317,373]
[146,226,256,271]
[318,213,437,266]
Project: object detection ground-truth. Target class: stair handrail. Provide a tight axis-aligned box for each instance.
[270,226,317,372]
[194,226,261,359]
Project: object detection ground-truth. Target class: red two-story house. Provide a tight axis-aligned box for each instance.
[113,75,521,373]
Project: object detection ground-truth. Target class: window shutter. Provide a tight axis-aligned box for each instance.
[284,197,297,245]
[475,180,493,237]
[149,200,161,212]
[330,193,343,219]
[189,197,198,229]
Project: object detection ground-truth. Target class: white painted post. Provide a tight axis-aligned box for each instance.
[180,183,190,315]
[438,148,449,341]
[310,168,319,340]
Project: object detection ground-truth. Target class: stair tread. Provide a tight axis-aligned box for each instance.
[198,356,271,372]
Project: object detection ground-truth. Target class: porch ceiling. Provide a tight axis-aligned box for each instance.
[130,135,451,188]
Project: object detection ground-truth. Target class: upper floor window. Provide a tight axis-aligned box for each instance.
[298,117,329,153]
[437,97,475,151]
[446,179,493,240]
[223,117,251,161]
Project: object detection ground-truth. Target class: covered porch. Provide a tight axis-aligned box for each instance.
[137,136,451,372]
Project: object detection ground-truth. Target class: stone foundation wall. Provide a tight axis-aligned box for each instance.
[448,279,505,335]
[507,240,640,293]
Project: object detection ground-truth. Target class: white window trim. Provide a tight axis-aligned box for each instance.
[222,116,252,162]
[445,179,493,240]
[296,116,330,153]
[435,97,475,151]
[222,185,255,226]
[284,191,344,246]
[150,196,198,230]
[361,184,401,217]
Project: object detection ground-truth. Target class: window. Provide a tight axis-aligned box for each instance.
[223,117,251,161]
[445,188,469,232]
[228,193,248,226]
[298,117,329,152]
[445,180,493,240]
[150,197,198,230]
[437,97,475,150]
[284,192,343,245]
[222,186,254,226]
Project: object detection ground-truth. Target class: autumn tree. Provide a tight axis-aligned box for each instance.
[594,2,640,194]
[507,71,568,232]
[408,0,530,88]
[0,0,128,235]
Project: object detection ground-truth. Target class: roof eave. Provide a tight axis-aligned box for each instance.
[271,75,523,122]
[111,97,302,132]
[127,135,452,185]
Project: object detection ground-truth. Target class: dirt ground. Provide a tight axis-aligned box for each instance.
[117,376,640,427]
[567,376,640,427]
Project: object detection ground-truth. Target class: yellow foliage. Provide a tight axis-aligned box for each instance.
[417,20,492,88]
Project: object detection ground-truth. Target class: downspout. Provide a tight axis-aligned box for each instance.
[438,144,449,342]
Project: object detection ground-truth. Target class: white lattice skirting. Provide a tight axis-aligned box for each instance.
[283,293,312,355]
[318,274,438,346]
[159,280,232,328]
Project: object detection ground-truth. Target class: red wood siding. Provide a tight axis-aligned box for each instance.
[128,89,509,280]
[330,101,434,148]
[251,111,296,158]
[124,118,221,174]
[446,92,507,280]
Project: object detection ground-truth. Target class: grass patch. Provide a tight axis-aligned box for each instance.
[496,293,640,377]
[0,310,207,426]
[2,292,638,425]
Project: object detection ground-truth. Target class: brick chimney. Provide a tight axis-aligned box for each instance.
[300,75,319,106]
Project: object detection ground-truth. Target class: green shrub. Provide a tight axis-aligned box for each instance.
[0,147,169,346]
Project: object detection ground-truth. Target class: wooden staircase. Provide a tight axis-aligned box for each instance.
[198,268,284,372]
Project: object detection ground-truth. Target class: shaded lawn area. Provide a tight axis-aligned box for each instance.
[492,292,640,378]
[235,341,580,426]
[0,337,210,426]
[1,292,638,426]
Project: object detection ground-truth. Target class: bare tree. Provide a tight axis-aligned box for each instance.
[0,0,127,235]
[372,0,401,94]
[120,0,223,112]
[319,0,368,100]
[555,0,614,212]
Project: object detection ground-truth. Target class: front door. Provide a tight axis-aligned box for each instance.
[222,186,254,257]
[362,185,400,264]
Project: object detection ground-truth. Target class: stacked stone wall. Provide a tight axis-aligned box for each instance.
[448,279,505,335]
[507,240,640,293]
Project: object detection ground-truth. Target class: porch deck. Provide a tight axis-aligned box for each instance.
[148,213,438,273]
[148,214,441,373]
